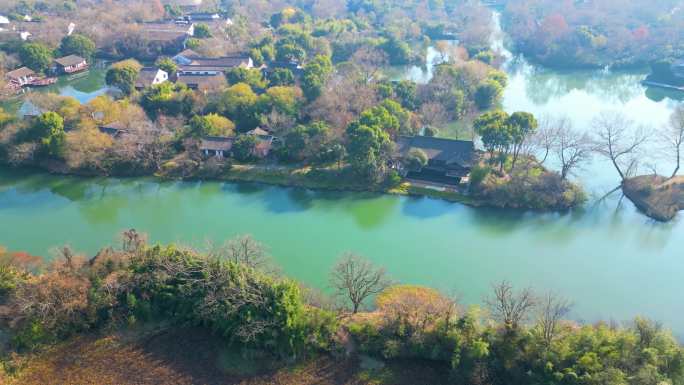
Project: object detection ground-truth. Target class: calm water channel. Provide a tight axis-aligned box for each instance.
[1,16,684,336]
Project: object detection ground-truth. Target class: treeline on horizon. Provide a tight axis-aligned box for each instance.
[1,232,683,384]
[502,0,684,68]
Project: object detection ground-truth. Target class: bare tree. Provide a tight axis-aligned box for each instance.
[351,46,388,84]
[485,280,537,330]
[121,229,147,253]
[659,105,684,179]
[536,292,572,346]
[262,109,296,137]
[532,116,558,166]
[552,117,593,180]
[212,235,270,270]
[305,70,379,134]
[330,253,391,314]
[419,102,449,128]
[593,112,649,181]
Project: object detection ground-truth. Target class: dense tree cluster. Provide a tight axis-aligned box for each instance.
[503,0,684,68]
[0,1,593,212]
[1,0,509,188]
[0,237,335,357]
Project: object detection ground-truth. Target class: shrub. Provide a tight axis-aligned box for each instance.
[469,165,490,188]
[127,245,313,357]
[232,135,258,163]
[474,79,503,110]
[194,23,212,38]
[384,169,402,187]
[405,148,428,172]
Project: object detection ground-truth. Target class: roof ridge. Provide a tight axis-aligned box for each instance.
[401,135,474,144]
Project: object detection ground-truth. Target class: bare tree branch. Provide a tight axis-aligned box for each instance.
[592,112,649,181]
[485,280,537,330]
[329,253,391,314]
[551,117,593,180]
[536,292,572,347]
[658,105,684,179]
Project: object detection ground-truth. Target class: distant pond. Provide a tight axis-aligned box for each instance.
[1,66,110,115]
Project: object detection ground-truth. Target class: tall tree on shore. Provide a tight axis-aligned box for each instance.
[549,117,593,180]
[536,292,572,347]
[485,280,537,330]
[659,105,684,179]
[105,59,142,96]
[508,111,538,171]
[59,34,96,60]
[330,253,391,313]
[33,112,66,158]
[593,112,649,181]
[474,110,511,172]
[19,43,53,73]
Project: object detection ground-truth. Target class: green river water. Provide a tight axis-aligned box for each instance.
[1,20,684,336]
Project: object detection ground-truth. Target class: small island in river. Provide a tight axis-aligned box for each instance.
[623,175,684,221]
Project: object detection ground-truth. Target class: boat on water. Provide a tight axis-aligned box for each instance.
[64,63,89,74]
[67,69,90,81]
[29,77,58,87]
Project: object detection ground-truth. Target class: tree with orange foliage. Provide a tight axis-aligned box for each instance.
[0,247,42,299]
[376,285,458,336]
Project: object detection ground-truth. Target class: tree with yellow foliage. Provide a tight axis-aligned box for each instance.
[65,120,113,172]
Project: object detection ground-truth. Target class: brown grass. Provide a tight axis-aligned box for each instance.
[4,327,450,385]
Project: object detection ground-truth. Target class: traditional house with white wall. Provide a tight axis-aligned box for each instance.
[200,136,234,158]
[6,67,36,87]
[135,68,169,90]
[172,49,253,75]
[52,55,88,74]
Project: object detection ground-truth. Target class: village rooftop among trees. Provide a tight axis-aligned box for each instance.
[0,0,596,212]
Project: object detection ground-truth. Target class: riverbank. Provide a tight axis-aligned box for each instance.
[2,327,450,385]
[622,175,684,221]
[200,163,481,207]
[2,167,684,338]
[2,241,682,385]
[24,156,582,212]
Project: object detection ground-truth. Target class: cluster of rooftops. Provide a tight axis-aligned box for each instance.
[2,7,478,186]
[199,128,276,159]
[5,54,89,91]
[97,113,477,185]
[133,48,252,91]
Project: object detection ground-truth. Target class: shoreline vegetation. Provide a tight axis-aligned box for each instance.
[1,235,683,385]
[4,155,585,213]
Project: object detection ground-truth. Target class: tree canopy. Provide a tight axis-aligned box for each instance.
[59,34,96,60]
[19,43,53,73]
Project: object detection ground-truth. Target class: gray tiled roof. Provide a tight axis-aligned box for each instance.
[54,55,86,67]
[396,135,475,167]
[200,136,234,151]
